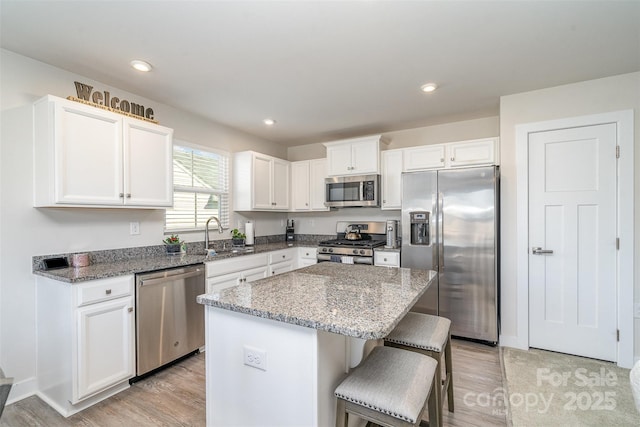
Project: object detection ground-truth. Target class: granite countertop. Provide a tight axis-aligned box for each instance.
[33,242,318,283]
[197,263,436,340]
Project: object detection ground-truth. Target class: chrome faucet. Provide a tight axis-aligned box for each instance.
[204,216,224,249]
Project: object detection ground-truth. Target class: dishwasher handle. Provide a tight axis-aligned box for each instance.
[138,268,204,287]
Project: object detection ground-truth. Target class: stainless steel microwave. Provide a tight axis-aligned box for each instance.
[324,174,380,208]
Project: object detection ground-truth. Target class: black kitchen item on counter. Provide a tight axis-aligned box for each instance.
[286,219,295,245]
[42,257,69,270]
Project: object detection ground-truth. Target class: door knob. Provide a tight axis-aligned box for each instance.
[532,247,554,255]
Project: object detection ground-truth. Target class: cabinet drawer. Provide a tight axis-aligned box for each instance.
[298,247,317,259]
[75,276,134,307]
[269,249,295,264]
[374,251,400,267]
[206,253,268,278]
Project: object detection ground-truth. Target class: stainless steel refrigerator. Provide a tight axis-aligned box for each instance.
[401,166,499,343]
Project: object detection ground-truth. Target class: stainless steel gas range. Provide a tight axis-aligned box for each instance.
[317,221,387,265]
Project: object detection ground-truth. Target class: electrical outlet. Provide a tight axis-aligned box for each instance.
[130,222,140,235]
[243,345,267,371]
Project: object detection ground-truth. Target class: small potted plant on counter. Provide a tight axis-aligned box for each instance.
[230,228,246,248]
[163,234,183,255]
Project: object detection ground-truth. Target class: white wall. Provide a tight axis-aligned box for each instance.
[0,49,285,401]
[499,72,640,357]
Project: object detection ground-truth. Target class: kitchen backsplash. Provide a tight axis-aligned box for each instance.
[32,233,333,271]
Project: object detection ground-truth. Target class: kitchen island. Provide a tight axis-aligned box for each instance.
[196,262,436,426]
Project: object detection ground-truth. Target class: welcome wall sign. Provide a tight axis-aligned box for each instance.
[69,81,158,124]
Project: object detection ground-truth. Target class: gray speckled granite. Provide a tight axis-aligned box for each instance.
[197,263,436,340]
[33,241,322,283]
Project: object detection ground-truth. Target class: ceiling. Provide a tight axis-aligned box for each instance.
[1,1,639,146]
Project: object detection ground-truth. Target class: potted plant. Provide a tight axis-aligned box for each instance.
[230,228,246,247]
[163,234,183,254]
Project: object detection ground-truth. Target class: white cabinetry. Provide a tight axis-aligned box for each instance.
[269,248,296,276]
[33,95,173,208]
[297,247,318,268]
[381,138,499,209]
[206,253,269,293]
[381,150,403,210]
[403,138,498,171]
[234,151,290,211]
[403,145,446,171]
[324,135,386,176]
[448,138,496,167]
[36,275,135,417]
[374,251,400,267]
[291,159,329,211]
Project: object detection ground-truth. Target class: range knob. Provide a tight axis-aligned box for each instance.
[352,249,358,255]
[328,248,334,253]
[359,250,365,255]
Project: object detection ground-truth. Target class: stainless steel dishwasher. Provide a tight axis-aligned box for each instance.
[135,264,205,376]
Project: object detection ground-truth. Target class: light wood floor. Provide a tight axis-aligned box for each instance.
[1,340,506,426]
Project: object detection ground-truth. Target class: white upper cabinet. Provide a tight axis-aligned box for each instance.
[402,137,499,172]
[447,138,497,167]
[403,145,446,171]
[291,158,329,211]
[123,119,173,206]
[381,150,403,210]
[324,135,386,176]
[233,151,290,211]
[33,95,173,208]
[381,138,499,210]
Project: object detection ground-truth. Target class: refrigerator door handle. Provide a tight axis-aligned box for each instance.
[438,191,445,270]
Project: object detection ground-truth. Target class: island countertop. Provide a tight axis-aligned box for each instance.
[196,263,436,340]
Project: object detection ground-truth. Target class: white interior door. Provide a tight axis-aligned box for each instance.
[528,123,617,361]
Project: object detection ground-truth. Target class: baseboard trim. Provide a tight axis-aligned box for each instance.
[5,376,37,405]
[499,334,527,350]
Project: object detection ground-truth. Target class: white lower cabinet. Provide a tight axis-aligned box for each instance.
[206,253,269,293]
[297,247,318,268]
[76,297,135,400]
[374,251,400,267]
[269,248,296,276]
[36,275,135,417]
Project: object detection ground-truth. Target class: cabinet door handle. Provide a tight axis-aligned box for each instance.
[126,193,131,198]
[119,193,124,198]
[105,289,112,295]
[451,157,455,161]
[440,158,444,162]
[532,247,554,255]
[128,307,133,313]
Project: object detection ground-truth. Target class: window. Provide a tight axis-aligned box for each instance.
[165,143,230,231]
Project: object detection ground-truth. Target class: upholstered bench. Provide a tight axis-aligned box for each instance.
[334,345,439,427]
[384,313,454,426]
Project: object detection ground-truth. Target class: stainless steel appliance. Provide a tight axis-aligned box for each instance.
[286,219,295,245]
[324,174,380,208]
[135,264,205,376]
[402,166,499,343]
[384,219,399,249]
[317,221,386,264]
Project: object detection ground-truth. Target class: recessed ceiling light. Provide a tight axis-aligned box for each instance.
[420,83,438,93]
[263,118,276,126]
[130,60,152,72]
